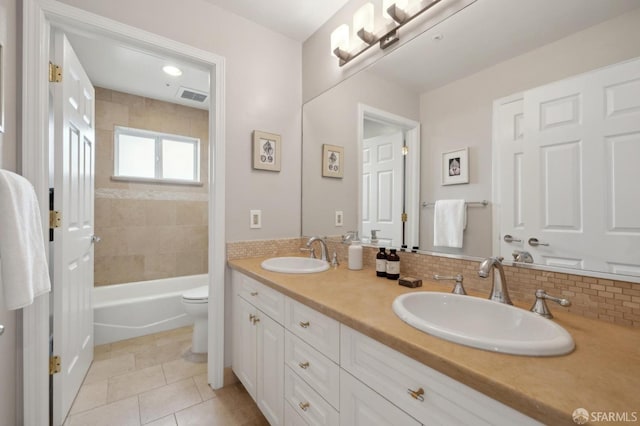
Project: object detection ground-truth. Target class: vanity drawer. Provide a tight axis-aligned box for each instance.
[285,400,309,426]
[340,325,541,426]
[285,330,340,409]
[233,270,284,324]
[285,366,339,426]
[285,297,340,362]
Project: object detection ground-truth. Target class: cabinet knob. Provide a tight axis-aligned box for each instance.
[298,401,310,411]
[250,291,258,296]
[299,321,310,328]
[407,387,425,402]
[252,317,260,324]
[298,361,310,369]
[248,314,255,323]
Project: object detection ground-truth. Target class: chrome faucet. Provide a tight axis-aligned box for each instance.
[478,257,513,305]
[306,237,329,262]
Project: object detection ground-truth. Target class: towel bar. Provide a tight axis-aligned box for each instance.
[422,200,488,208]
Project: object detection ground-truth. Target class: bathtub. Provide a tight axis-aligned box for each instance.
[93,274,208,345]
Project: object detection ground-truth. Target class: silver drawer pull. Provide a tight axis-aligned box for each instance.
[407,387,425,402]
[299,401,310,411]
[250,291,258,296]
[299,321,310,328]
[528,237,549,247]
[298,361,310,369]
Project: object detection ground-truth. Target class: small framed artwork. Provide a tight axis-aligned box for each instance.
[442,147,469,185]
[0,43,4,134]
[322,144,344,178]
[252,130,281,172]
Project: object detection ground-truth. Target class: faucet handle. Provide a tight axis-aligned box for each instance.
[433,274,466,295]
[530,289,571,319]
[331,251,339,268]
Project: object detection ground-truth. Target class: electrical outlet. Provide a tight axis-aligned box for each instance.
[335,210,344,227]
[250,210,262,229]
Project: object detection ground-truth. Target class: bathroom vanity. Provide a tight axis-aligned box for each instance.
[228,257,640,425]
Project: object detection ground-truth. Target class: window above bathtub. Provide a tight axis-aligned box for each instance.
[113,126,201,185]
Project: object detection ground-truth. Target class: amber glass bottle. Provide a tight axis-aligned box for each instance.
[386,249,400,280]
[376,248,387,277]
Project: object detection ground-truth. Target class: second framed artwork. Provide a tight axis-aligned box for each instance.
[322,144,344,178]
[252,130,281,172]
[442,147,469,185]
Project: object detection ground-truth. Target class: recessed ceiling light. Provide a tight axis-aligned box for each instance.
[163,65,182,76]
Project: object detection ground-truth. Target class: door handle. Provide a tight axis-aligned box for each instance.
[503,234,522,243]
[528,238,549,247]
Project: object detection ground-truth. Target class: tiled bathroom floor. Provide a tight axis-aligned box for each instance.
[64,326,268,426]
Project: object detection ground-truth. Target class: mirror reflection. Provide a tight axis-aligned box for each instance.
[302,0,640,279]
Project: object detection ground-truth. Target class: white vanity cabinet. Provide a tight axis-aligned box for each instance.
[231,271,285,426]
[231,271,541,426]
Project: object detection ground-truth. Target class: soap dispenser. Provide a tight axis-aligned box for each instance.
[348,234,363,270]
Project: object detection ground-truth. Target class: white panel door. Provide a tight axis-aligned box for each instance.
[362,132,404,245]
[51,31,96,425]
[498,57,640,274]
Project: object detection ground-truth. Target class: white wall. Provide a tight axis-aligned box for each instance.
[419,8,640,255]
[58,0,303,242]
[0,0,19,423]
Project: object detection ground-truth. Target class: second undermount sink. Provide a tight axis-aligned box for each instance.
[392,292,574,356]
[261,256,330,274]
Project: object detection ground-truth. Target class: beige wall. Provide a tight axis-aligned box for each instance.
[59,0,303,242]
[302,69,420,237]
[420,9,640,255]
[94,88,208,285]
[0,0,18,423]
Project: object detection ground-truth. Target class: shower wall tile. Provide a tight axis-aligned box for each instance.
[94,88,209,286]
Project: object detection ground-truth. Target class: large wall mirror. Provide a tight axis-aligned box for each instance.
[302,0,640,280]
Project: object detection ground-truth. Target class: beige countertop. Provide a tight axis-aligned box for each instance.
[228,257,640,426]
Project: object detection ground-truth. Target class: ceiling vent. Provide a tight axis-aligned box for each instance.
[177,87,208,103]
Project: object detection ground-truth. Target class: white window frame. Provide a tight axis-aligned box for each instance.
[113,126,201,185]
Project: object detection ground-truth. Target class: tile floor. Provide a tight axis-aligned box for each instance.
[64,326,268,426]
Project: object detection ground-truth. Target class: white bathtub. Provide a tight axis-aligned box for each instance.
[93,274,208,345]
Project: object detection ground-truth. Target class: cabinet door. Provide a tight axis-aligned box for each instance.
[257,312,285,426]
[233,295,258,401]
[340,369,420,426]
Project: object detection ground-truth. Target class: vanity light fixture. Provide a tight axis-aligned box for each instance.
[330,24,351,65]
[162,65,182,77]
[354,3,376,44]
[331,0,443,67]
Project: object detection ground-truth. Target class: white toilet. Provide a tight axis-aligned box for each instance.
[181,285,209,354]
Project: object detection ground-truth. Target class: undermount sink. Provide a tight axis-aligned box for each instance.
[261,257,330,274]
[392,292,574,356]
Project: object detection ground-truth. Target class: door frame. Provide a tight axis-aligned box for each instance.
[357,103,421,248]
[22,0,226,423]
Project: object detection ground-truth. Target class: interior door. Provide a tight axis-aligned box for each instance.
[362,132,404,245]
[51,31,96,425]
[497,57,640,274]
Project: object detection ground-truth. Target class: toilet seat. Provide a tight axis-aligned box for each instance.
[182,285,209,303]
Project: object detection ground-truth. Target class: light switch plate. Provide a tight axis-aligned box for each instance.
[335,210,344,227]
[250,210,262,229]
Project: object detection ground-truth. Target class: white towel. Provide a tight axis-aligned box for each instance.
[0,170,52,310]
[433,199,466,248]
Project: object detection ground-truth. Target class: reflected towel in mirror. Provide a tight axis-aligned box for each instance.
[433,199,466,248]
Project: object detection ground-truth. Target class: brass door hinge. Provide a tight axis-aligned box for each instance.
[401,213,408,222]
[49,62,62,83]
[49,355,61,375]
[50,210,62,228]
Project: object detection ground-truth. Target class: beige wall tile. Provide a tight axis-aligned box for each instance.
[176,202,207,226]
[176,251,207,276]
[110,199,147,227]
[94,198,112,228]
[95,255,145,286]
[96,99,129,132]
[144,254,177,280]
[145,201,177,226]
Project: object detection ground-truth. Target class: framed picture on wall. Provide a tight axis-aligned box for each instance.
[322,144,344,178]
[252,130,281,171]
[0,43,5,134]
[442,147,469,185]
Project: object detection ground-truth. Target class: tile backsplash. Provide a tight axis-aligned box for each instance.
[227,238,640,327]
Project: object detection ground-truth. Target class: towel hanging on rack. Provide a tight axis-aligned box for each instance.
[433,199,466,248]
[0,169,52,310]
